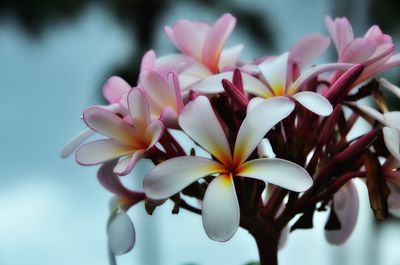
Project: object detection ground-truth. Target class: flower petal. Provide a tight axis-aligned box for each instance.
[178,96,232,165]
[383,127,400,161]
[237,158,313,192]
[388,182,400,209]
[289,34,331,67]
[114,150,145,176]
[76,139,135,165]
[383,112,400,130]
[203,13,236,72]
[127,88,150,130]
[145,120,164,148]
[380,78,400,99]
[108,210,135,255]
[293,91,333,116]
[325,16,353,55]
[234,97,295,165]
[339,38,375,63]
[144,156,224,200]
[61,128,95,158]
[351,103,386,125]
[257,138,276,158]
[140,50,156,71]
[98,160,144,198]
[140,70,178,114]
[83,107,136,145]
[218,44,244,71]
[103,76,132,104]
[259,53,289,96]
[202,175,240,241]
[325,180,359,245]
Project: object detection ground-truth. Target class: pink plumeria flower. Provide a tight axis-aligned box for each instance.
[139,70,184,128]
[144,96,312,241]
[165,13,242,73]
[76,89,164,176]
[325,180,359,245]
[249,52,354,116]
[326,16,400,85]
[61,76,132,158]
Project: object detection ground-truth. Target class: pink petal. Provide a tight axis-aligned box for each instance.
[114,150,144,176]
[203,13,236,73]
[289,34,331,67]
[178,96,232,165]
[325,16,354,55]
[237,158,313,192]
[202,175,240,241]
[145,120,164,148]
[293,91,333,116]
[339,38,375,63]
[325,180,359,245]
[103,76,132,104]
[218,44,244,71]
[171,20,210,60]
[127,89,151,130]
[233,97,295,165]
[108,210,135,255]
[76,139,135,165]
[140,50,156,71]
[83,107,136,145]
[61,128,95,158]
[144,156,224,200]
[140,70,178,114]
[97,160,144,198]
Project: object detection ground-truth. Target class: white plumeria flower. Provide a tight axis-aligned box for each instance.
[75,89,164,176]
[144,96,313,241]
[325,180,359,245]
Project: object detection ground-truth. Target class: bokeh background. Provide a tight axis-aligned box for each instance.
[1,0,400,264]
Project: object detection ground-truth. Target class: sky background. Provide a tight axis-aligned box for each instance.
[1,0,400,264]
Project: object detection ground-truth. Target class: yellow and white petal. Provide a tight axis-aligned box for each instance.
[76,139,135,165]
[144,156,224,200]
[108,210,135,255]
[259,53,289,96]
[127,88,150,130]
[83,107,136,145]
[234,97,295,165]
[178,96,232,165]
[383,127,400,161]
[325,180,359,245]
[237,158,313,192]
[202,174,240,242]
[293,91,333,116]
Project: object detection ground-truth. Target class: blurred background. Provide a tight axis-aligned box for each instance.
[1,0,400,264]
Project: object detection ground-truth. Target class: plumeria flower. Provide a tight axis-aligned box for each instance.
[139,70,184,128]
[249,52,355,116]
[165,13,242,73]
[326,16,400,85]
[76,89,163,176]
[61,76,132,158]
[325,180,359,245]
[144,96,312,241]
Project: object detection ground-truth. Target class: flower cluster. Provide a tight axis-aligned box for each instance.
[63,14,400,263]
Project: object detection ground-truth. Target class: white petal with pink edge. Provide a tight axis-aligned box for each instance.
[178,96,232,165]
[108,210,135,255]
[145,120,164,148]
[76,139,136,165]
[383,127,400,161]
[144,156,224,200]
[237,158,313,192]
[234,97,295,165]
[293,91,333,116]
[83,107,136,145]
[103,76,132,104]
[325,180,359,245]
[202,175,240,242]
